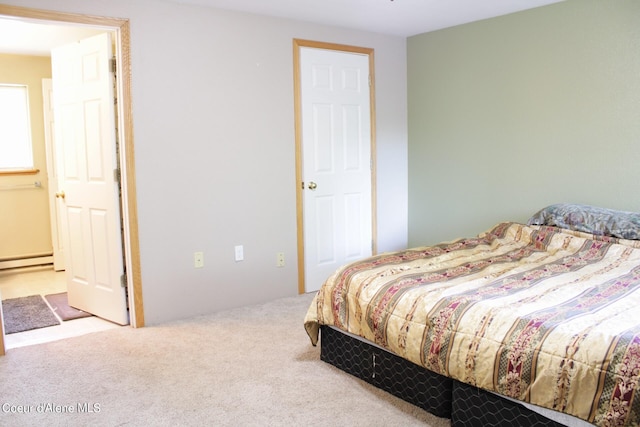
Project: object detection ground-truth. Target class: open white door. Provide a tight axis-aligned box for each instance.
[300,47,373,292]
[51,32,129,325]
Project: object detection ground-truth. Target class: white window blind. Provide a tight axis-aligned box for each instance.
[0,84,34,170]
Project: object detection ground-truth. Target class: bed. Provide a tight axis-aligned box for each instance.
[304,204,640,427]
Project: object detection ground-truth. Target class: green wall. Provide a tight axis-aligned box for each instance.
[407,0,640,246]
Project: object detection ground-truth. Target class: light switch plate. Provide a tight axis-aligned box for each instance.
[234,245,244,262]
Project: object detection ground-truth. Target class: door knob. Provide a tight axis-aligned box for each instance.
[55,191,65,199]
[307,182,317,191]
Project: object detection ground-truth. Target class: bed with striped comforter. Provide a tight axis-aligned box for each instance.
[305,220,640,427]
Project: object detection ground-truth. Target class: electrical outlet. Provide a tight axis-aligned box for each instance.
[276,252,285,267]
[234,245,244,262]
[194,251,204,268]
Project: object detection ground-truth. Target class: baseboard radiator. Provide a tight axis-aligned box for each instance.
[0,253,53,270]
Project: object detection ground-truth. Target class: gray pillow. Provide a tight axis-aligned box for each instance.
[527,203,640,240]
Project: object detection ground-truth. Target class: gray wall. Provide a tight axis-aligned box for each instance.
[5,0,408,324]
[407,0,640,246]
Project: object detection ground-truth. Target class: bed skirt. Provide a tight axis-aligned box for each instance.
[320,325,572,426]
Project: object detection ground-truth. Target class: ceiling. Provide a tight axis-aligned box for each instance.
[0,0,564,56]
[0,19,106,56]
[172,0,564,37]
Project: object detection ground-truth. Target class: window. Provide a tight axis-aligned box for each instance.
[0,84,34,171]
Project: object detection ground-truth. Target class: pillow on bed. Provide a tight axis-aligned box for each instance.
[527,203,640,240]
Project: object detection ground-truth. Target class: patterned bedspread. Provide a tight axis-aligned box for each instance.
[304,222,640,427]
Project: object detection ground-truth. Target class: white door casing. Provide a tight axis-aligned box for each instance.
[42,78,65,271]
[51,32,129,325]
[299,45,374,293]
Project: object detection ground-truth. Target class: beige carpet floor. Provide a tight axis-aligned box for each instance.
[0,292,450,427]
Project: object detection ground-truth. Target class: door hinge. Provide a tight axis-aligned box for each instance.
[114,168,121,183]
[110,57,117,73]
[120,273,127,288]
[368,74,372,87]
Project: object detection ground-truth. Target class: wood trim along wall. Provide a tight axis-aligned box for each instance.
[0,5,144,354]
[292,38,378,295]
[0,301,4,356]
[0,169,40,176]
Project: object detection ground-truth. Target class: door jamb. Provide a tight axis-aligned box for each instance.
[292,38,378,295]
[0,4,144,354]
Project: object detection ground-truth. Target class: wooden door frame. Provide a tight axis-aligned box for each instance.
[0,5,144,354]
[293,38,378,294]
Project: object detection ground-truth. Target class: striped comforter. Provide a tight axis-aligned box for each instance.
[304,222,640,427]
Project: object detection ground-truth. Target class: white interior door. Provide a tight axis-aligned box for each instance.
[42,78,65,271]
[300,47,373,292]
[51,32,129,325]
